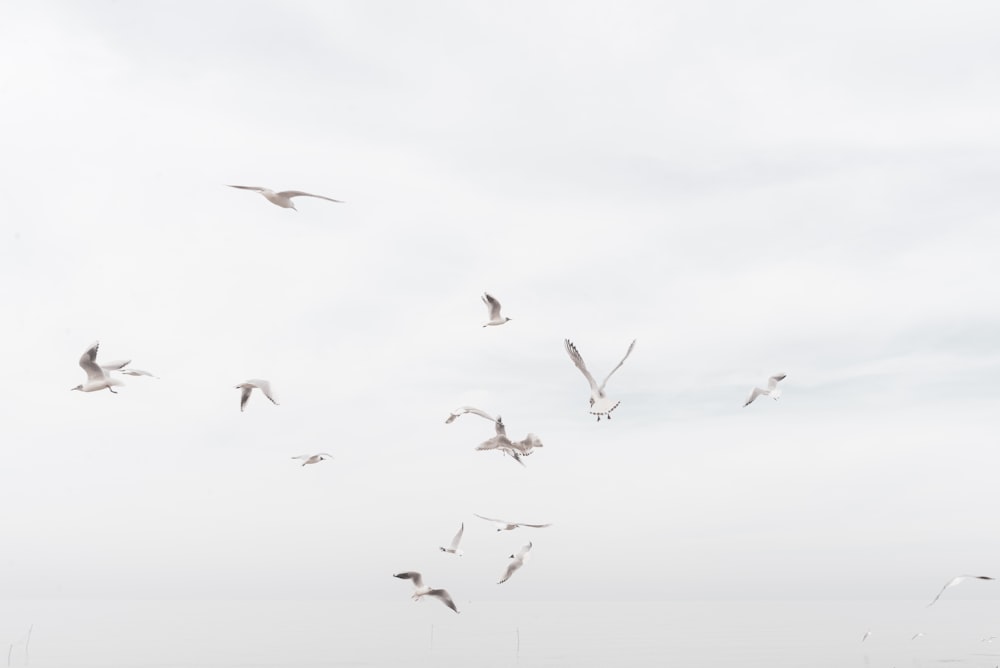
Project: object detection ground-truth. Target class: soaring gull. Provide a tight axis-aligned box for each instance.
[564,338,636,421]
[236,379,279,412]
[71,342,125,394]
[393,572,459,613]
[474,514,551,532]
[227,185,343,210]
[927,575,995,607]
[498,542,533,584]
[744,373,787,407]
[439,523,464,556]
[291,453,333,466]
[482,292,512,327]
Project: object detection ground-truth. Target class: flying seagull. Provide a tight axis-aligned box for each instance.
[482,292,511,327]
[498,542,533,584]
[445,406,498,424]
[927,575,995,607]
[439,523,464,556]
[861,629,871,643]
[744,373,787,407]
[291,453,333,466]
[474,514,551,532]
[236,379,279,412]
[227,185,343,210]
[475,418,543,467]
[911,632,925,640]
[564,338,636,421]
[71,342,125,394]
[393,572,459,613]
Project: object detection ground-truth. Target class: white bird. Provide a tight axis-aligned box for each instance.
[291,453,333,466]
[474,514,551,532]
[227,185,343,210]
[911,632,925,640]
[393,572,459,613]
[475,418,543,467]
[71,342,125,394]
[482,292,511,327]
[861,629,871,643]
[743,373,787,407]
[439,523,464,556]
[445,406,498,424]
[498,542,532,584]
[927,575,995,607]
[236,379,279,412]
[564,338,636,421]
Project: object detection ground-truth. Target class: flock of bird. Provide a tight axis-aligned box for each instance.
[67,185,797,617]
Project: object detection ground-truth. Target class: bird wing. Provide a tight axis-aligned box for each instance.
[767,373,787,390]
[119,368,157,377]
[277,190,343,203]
[100,359,131,371]
[249,379,278,405]
[227,185,266,192]
[476,436,506,451]
[517,542,533,558]
[504,449,526,467]
[239,386,253,412]
[482,292,502,320]
[445,406,498,424]
[927,581,953,607]
[393,571,424,588]
[517,523,551,529]
[564,340,599,393]
[498,559,522,584]
[599,339,636,391]
[516,433,543,451]
[474,514,507,526]
[427,589,459,613]
[449,523,464,551]
[79,342,106,381]
[744,386,764,407]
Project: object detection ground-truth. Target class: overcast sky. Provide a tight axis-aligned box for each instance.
[1,0,999,604]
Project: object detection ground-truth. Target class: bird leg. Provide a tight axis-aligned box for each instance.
[108,387,118,394]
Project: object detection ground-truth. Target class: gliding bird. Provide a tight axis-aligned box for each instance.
[927,575,995,607]
[71,342,125,394]
[392,572,459,613]
[227,185,343,210]
[439,523,464,556]
[482,292,512,327]
[291,453,333,466]
[474,514,551,531]
[236,379,279,412]
[744,373,787,407]
[564,338,636,420]
[498,542,533,584]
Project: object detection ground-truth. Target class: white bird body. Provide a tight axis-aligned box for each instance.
[236,379,279,411]
[474,514,551,532]
[439,523,464,556]
[475,419,543,467]
[393,572,459,613]
[498,542,532,584]
[481,292,511,327]
[227,185,343,210]
[744,373,787,407]
[291,453,333,466]
[927,574,995,607]
[72,342,125,394]
[564,339,636,421]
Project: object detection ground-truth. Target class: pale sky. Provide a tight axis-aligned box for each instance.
[1,0,999,603]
